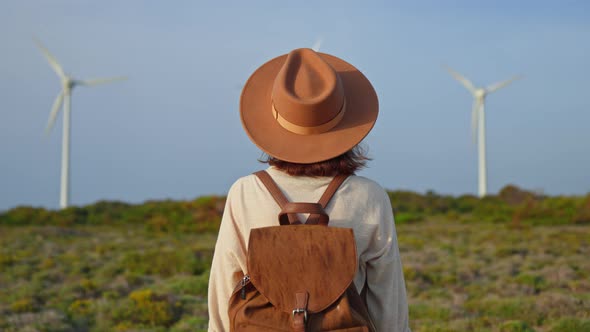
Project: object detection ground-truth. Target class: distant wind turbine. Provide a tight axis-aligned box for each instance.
[312,37,323,52]
[445,66,521,198]
[34,38,126,209]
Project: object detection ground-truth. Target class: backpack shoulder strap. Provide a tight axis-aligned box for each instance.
[254,170,300,225]
[306,174,349,224]
[254,170,288,208]
[254,171,349,226]
[317,174,349,208]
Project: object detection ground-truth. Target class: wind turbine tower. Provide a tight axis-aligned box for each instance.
[445,66,521,197]
[35,39,126,209]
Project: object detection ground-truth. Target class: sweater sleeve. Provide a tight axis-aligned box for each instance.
[365,189,411,332]
[207,181,247,332]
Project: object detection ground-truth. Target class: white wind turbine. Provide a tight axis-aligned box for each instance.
[312,37,323,52]
[35,38,126,209]
[445,66,521,198]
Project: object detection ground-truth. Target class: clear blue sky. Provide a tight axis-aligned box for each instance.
[1,1,589,210]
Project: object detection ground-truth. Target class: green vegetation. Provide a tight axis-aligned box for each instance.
[402,222,590,331]
[1,185,589,331]
[0,225,215,332]
[0,196,226,230]
[2,186,589,228]
[388,185,590,226]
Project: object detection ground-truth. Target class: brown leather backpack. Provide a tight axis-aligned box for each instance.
[228,171,377,332]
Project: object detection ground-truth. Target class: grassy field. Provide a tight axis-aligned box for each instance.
[399,221,590,331]
[1,221,589,332]
[0,225,215,332]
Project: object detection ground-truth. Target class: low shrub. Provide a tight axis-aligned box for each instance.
[126,289,181,327]
[10,298,36,313]
[499,320,536,332]
[550,318,590,332]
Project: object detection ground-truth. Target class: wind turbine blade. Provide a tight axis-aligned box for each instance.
[471,99,480,144]
[312,37,323,52]
[79,76,127,86]
[45,91,64,135]
[485,75,522,93]
[33,38,66,79]
[444,65,476,94]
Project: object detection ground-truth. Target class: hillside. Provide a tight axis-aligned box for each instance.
[2,185,589,228]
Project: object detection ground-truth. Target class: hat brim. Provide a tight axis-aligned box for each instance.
[240,52,378,164]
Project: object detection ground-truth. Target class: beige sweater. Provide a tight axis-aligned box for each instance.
[207,167,411,332]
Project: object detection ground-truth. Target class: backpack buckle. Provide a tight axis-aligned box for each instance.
[292,308,308,323]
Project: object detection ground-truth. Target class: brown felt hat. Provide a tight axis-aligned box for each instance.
[240,48,378,164]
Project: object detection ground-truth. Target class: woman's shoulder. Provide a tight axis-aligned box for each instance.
[343,173,386,193]
[343,175,389,202]
[225,173,260,196]
[346,175,386,192]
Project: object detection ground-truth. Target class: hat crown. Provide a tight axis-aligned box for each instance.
[240,48,378,163]
[272,48,345,128]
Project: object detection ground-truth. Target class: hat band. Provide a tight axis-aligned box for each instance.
[271,101,346,135]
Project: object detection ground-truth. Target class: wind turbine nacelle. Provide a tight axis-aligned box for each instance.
[61,77,75,90]
[474,89,486,99]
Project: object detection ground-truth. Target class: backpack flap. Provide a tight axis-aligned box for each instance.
[247,225,358,314]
